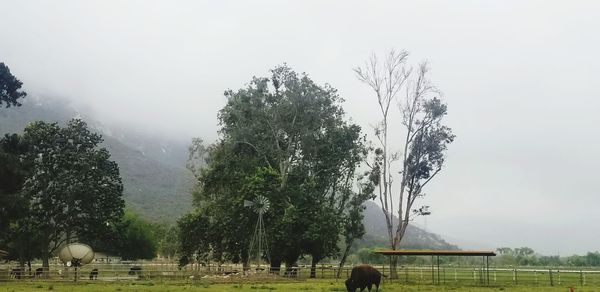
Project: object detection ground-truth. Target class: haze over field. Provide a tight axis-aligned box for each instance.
[1,1,599,255]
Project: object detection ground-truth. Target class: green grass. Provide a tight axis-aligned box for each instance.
[0,279,595,292]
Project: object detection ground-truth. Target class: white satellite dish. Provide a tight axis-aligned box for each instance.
[58,243,95,282]
[59,243,95,266]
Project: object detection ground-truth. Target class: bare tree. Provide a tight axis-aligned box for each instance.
[355,50,454,273]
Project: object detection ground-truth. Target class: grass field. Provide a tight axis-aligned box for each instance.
[0,280,595,292]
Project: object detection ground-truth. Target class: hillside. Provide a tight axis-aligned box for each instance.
[360,201,458,250]
[0,97,195,222]
[0,97,456,249]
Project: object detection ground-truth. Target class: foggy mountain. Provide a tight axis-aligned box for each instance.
[360,201,458,250]
[0,97,194,222]
[0,97,456,249]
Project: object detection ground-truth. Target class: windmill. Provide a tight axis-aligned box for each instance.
[244,195,270,269]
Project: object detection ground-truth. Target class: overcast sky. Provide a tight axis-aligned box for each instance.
[1,0,599,255]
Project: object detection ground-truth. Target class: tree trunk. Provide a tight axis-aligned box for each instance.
[390,255,399,279]
[283,255,300,277]
[270,258,282,275]
[337,241,353,278]
[243,259,250,274]
[310,257,319,278]
[18,252,25,269]
[41,248,50,278]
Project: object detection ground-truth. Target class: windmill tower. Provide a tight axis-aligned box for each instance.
[244,195,270,269]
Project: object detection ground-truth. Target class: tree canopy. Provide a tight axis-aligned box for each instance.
[0,63,26,108]
[179,65,374,275]
[2,119,125,268]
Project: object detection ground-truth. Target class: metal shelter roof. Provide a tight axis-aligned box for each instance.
[374,249,496,257]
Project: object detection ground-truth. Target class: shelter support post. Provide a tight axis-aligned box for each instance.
[486,256,490,285]
[437,256,440,285]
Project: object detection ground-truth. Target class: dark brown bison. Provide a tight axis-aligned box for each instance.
[128,266,142,276]
[345,265,383,292]
[34,267,44,278]
[10,268,23,279]
[89,268,98,280]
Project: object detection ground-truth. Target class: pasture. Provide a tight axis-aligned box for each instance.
[3,263,600,291]
[0,280,594,292]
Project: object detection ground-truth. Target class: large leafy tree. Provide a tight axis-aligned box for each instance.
[114,211,157,260]
[0,63,27,108]
[153,222,179,259]
[14,119,125,269]
[0,61,27,256]
[179,66,373,275]
[0,133,37,269]
[80,210,158,260]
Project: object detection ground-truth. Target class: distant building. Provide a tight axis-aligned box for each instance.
[93,252,121,263]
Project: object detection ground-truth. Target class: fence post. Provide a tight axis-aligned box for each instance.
[549,269,554,286]
[442,267,445,284]
[558,270,561,285]
[580,270,583,286]
[514,268,518,285]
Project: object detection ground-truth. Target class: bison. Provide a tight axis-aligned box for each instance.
[10,268,23,279]
[89,268,98,280]
[35,267,44,278]
[345,265,383,292]
[128,266,142,276]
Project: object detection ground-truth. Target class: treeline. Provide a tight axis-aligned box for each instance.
[345,246,600,268]
[495,247,600,267]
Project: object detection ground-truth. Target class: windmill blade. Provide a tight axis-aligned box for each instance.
[253,195,270,214]
[244,200,254,207]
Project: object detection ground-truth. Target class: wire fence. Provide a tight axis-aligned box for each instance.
[2,262,600,287]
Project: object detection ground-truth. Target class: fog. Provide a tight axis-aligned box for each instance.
[1,0,599,255]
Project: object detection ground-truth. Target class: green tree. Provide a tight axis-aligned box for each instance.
[0,63,27,108]
[180,65,373,275]
[16,119,124,270]
[0,134,29,242]
[337,176,376,277]
[117,211,157,260]
[177,211,212,267]
[586,252,600,266]
[153,223,179,259]
[496,247,514,255]
[0,134,39,270]
[82,210,158,260]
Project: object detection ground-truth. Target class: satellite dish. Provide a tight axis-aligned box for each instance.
[59,243,95,267]
[59,243,94,282]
